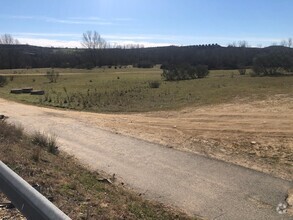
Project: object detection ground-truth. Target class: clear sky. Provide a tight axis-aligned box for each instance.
[0,0,293,48]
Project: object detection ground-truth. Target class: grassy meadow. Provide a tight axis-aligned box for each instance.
[0,66,292,112]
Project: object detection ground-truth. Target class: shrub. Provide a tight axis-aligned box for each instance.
[161,64,209,81]
[0,75,7,87]
[238,68,246,75]
[31,132,59,154]
[46,69,59,83]
[148,81,161,88]
[161,68,177,81]
[195,65,209,78]
[0,120,23,143]
[252,52,293,76]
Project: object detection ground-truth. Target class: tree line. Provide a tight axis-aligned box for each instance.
[0,33,293,77]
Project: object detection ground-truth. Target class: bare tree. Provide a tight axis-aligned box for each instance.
[0,34,19,44]
[227,42,237,47]
[81,31,106,49]
[238,40,248,48]
[280,40,287,47]
[81,31,107,68]
[280,38,293,47]
[288,38,292,48]
[0,34,20,68]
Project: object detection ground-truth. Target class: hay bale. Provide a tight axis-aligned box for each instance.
[10,89,23,94]
[30,90,45,95]
[22,87,33,93]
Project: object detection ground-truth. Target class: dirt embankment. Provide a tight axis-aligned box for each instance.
[79,95,293,181]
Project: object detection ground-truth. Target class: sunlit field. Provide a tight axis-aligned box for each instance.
[0,67,292,112]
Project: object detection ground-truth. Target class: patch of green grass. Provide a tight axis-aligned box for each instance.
[0,67,292,112]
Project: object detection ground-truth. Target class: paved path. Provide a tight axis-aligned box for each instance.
[1,98,292,220]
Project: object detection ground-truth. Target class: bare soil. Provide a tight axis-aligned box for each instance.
[1,96,292,219]
[77,94,293,181]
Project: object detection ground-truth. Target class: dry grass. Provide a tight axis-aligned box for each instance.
[31,131,59,154]
[0,120,195,219]
[0,67,292,112]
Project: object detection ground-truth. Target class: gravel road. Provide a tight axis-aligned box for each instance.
[1,98,292,220]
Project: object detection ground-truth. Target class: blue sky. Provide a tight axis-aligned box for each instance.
[1,0,293,48]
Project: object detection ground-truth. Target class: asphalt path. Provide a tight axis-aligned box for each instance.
[1,98,292,220]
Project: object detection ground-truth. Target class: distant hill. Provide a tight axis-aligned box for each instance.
[0,44,292,70]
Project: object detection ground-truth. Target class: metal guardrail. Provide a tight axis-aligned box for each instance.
[0,161,71,220]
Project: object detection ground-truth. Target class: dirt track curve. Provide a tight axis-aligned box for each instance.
[1,97,292,219]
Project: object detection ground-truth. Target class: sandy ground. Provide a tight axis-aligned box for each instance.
[75,94,293,181]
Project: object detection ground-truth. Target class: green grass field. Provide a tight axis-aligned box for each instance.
[0,67,292,112]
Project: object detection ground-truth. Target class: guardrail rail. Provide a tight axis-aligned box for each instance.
[0,161,71,220]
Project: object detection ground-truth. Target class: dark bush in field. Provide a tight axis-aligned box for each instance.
[195,65,209,78]
[148,81,161,88]
[0,75,7,87]
[253,52,293,76]
[161,64,209,81]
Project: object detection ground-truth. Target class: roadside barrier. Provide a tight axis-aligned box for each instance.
[0,161,71,220]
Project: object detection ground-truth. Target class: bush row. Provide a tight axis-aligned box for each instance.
[161,64,209,81]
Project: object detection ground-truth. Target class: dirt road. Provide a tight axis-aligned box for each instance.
[80,95,293,181]
[1,97,292,219]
